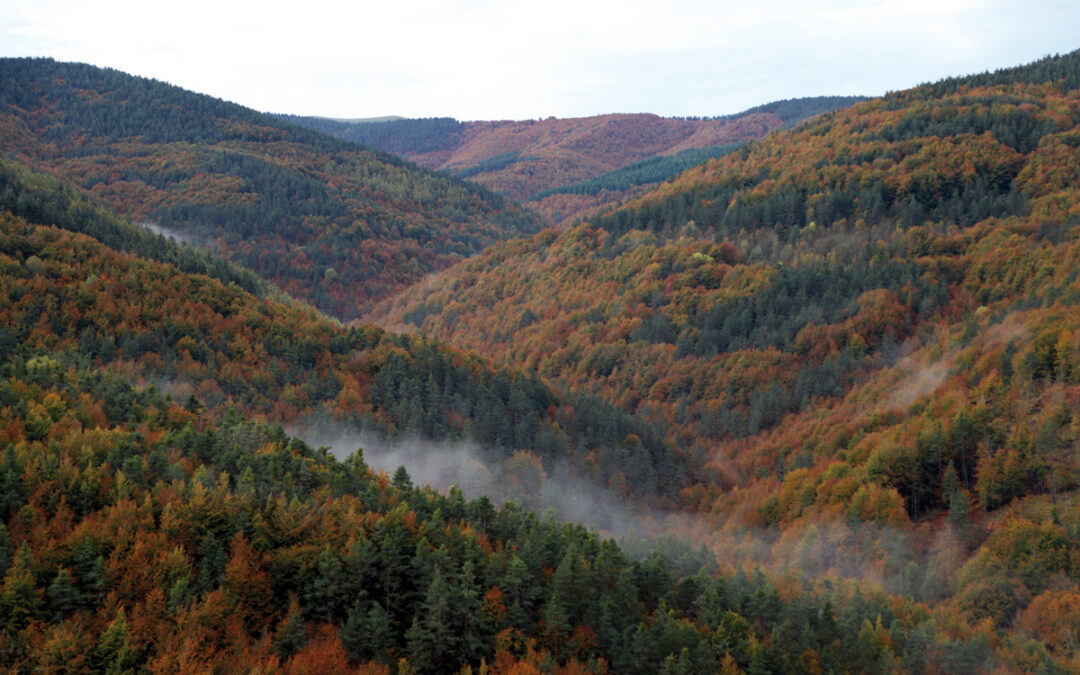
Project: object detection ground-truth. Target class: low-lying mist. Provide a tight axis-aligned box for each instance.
[295,424,675,540]
[293,422,976,600]
[139,221,196,244]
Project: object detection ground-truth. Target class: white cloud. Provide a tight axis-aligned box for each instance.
[2,0,1077,119]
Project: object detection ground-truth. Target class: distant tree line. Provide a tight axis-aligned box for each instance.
[909,49,1080,98]
[530,144,744,200]
[450,151,525,179]
[671,95,869,125]
[284,115,466,156]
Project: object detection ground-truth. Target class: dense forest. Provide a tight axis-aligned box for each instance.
[371,49,1080,671]
[289,102,862,225]
[711,96,870,127]
[0,319,993,673]
[286,116,467,156]
[0,159,269,299]
[4,49,1080,672]
[0,167,693,511]
[0,58,540,319]
[0,165,1012,673]
[528,144,746,201]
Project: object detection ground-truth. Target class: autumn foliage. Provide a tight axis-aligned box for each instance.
[369,49,1080,671]
[4,48,1080,672]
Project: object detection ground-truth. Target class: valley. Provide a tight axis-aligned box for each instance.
[1,51,1080,672]
[284,96,865,226]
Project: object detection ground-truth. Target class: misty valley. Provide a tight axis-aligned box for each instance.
[2,51,1080,673]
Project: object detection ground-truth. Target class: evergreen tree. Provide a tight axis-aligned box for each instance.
[409,568,457,672]
[364,601,396,663]
[339,599,370,664]
[948,488,973,536]
[92,608,138,674]
[454,560,489,665]
[167,575,194,612]
[1,543,41,630]
[46,568,82,620]
[392,465,414,492]
[341,536,375,603]
[376,518,415,625]
[304,546,344,621]
[195,533,227,594]
[541,591,571,659]
[404,615,433,671]
[275,601,308,659]
[0,522,10,577]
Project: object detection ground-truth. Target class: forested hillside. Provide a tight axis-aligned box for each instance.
[0,58,540,319]
[0,163,693,512]
[319,117,465,156]
[288,98,865,225]
[0,312,983,673]
[0,159,1007,673]
[0,159,270,299]
[5,46,1080,672]
[371,50,1080,671]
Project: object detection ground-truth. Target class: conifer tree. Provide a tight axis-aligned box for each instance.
[304,546,344,621]
[92,608,137,674]
[339,599,370,664]
[46,568,82,621]
[364,601,396,663]
[275,600,308,659]
[1,543,41,630]
[195,533,226,594]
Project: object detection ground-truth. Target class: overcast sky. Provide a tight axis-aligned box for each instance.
[2,0,1077,121]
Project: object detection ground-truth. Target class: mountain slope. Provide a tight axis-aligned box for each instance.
[0,160,688,512]
[0,58,541,319]
[1,51,1076,671]
[374,50,1080,451]
[0,157,1007,674]
[370,50,1080,669]
[287,97,866,225]
[0,158,270,299]
[0,282,981,674]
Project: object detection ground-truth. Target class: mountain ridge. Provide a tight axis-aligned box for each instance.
[0,57,541,320]
[284,97,867,224]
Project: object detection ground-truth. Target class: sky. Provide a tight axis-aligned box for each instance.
[2,0,1078,121]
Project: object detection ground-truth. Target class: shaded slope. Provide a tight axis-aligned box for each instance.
[0,163,686,508]
[369,50,1080,669]
[0,58,541,319]
[0,158,269,298]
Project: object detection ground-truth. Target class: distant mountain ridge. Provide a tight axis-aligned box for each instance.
[0,57,541,320]
[283,97,866,224]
